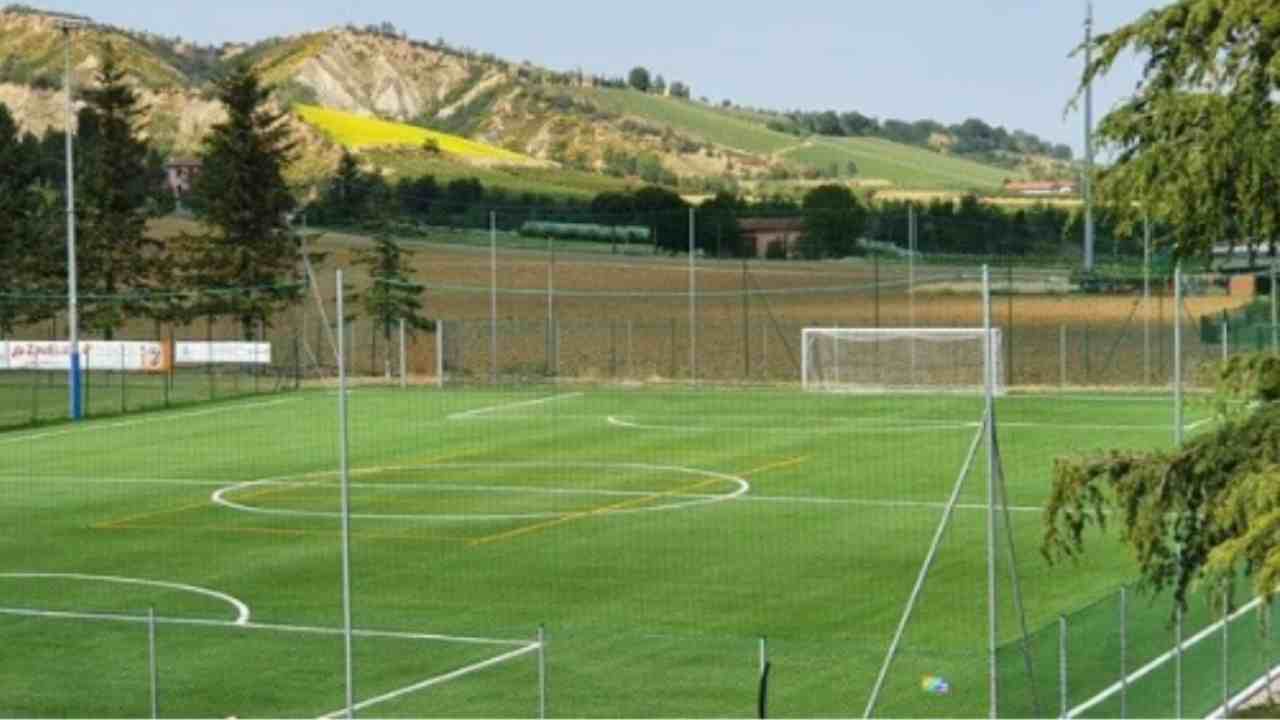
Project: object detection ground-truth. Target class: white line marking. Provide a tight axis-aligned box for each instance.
[0,605,530,647]
[998,421,1190,431]
[606,415,977,434]
[447,393,583,420]
[318,642,541,718]
[212,462,750,521]
[0,397,298,445]
[739,493,1043,513]
[0,572,250,625]
[1207,661,1280,719]
[608,415,1180,434]
[1006,393,1182,403]
[1067,593,1269,718]
[1185,417,1215,431]
[0,472,1041,513]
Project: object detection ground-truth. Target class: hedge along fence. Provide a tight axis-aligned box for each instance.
[517,221,652,246]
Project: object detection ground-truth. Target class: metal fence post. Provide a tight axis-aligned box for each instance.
[1059,615,1068,718]
[689,207,697,384]
[1144,216,1152,386]
[30,349,39,423]
[148,606,158,719]
[1059,325,1067,388]
[1120,586,1128,718]
[1175,265,1185,446]
[1223,593,1231,719]
[610,321,618,379]
[670,318,677,379]
[1222,317,1229,362]
[119,345,126,414]
[1271,258,1278,355]
[490,211,498,385]
[431,322,441,388]
[761,320,768,380]
[398,318,407,389]
[537,625,547,720]
[1268,602,1276,708]
[1175,604,1184,719]
[336,269,356,719]
[983,265,998,720]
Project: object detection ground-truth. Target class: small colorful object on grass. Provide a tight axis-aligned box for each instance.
[921,675,951,695]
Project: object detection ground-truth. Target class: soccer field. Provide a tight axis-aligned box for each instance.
[0,385,1194,717]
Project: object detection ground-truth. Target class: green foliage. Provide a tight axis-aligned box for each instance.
[799,184,866,259]
[74,43,168,338]
[0,102,61,333]
[1081,0,1280,260]
[312,150,392,225]
[627,66,651,93]
[187,63,300,335]
[1043,354,1280,609]
[518,221,650,245]
[354,225,432,376]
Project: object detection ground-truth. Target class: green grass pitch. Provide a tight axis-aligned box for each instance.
[0,385,1206,717]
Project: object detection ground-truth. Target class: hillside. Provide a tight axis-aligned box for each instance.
[0,8,1067,198]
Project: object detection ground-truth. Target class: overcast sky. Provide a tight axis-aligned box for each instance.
[57,1,1165,154]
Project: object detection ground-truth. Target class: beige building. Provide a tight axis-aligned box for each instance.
[739,217,805,258]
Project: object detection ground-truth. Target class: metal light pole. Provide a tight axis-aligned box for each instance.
[1082,0,1096,271]
[47,11,91,420]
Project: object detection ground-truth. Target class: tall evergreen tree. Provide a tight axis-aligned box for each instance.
[0,104,65,334]
[0,103,43,334]
[355,223,431,378]
[187,63,300,336]
[75,43,164,339]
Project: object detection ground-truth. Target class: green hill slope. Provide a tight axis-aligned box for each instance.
[781,137,1016,190]
[575,87,1023,191]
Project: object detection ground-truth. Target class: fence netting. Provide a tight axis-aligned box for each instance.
[2,207,1278,718]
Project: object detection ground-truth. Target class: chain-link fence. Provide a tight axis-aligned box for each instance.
[3,207,1278,717]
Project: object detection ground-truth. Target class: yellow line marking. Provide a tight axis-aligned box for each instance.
[740,456,810,477]
[93,498,213,529]
[468,476,726,547]
[469,456,810,548]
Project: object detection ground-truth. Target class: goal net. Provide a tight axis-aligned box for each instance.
[801,328,1004,394]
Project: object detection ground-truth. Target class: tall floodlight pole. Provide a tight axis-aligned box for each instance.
[53,12,91,420]
[1082,0,1096,271]
[689,207,696,383]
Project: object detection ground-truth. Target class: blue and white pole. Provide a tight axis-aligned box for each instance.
[57,14,90,420]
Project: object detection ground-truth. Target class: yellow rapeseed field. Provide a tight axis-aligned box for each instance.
[295,104,532,164]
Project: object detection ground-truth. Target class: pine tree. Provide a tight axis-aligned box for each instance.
[187,63,300,337]
[355,222,432,378]
[0,103,63,334]
[75,43,164,339]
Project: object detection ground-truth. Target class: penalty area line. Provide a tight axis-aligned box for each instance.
[318,641,541,719]
[0,605,530,647]
[448,392,583,420]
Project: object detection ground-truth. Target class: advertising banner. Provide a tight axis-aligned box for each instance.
[0,341,271,370]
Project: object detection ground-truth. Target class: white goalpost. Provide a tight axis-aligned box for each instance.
[801,327,1005,395]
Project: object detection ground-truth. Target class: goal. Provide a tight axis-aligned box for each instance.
[800,328,1004,394]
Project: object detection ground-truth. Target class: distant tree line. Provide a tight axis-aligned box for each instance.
[305,149,1130,262]
[765,111,1073,165]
